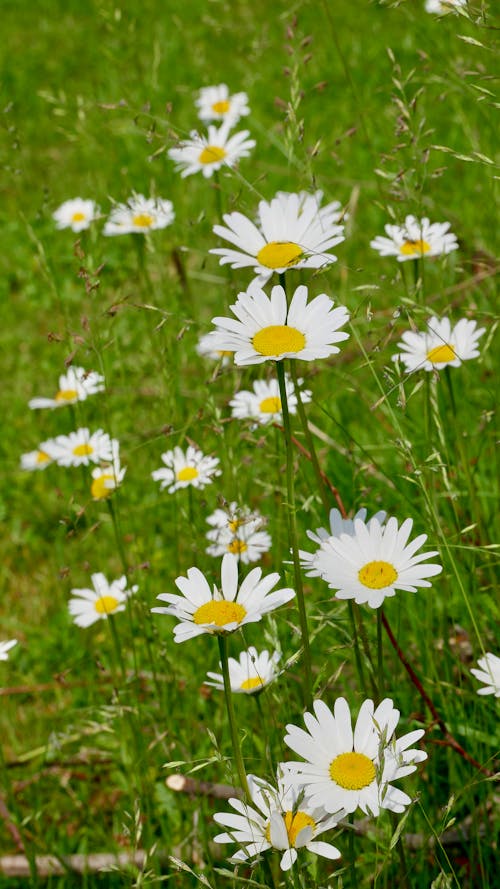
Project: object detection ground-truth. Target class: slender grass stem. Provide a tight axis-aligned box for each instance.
[289,361,330,515]
[217,635,250,798]
[377,609,384,700]
[348,601,368,697]
[348,814,358,889]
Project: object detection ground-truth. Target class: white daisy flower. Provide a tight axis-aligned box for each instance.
[196,332,234,365]
[0,639,18,661]
[210,283,349,366]
[44,428,116,468]
[20,445,54,471]
[28,366,105,410]
[392,316,485,373]
[53,198,100,233]
[103,194,174,236]
[313,515,442,609]
[370,215,458,262]
[211,190,346,286]
[168,123,255,178]
[195,83,250,127]
[230,374,312,426]
[205,646,280,694]
[151,552,294,642]
[151,445,220,494]
[90,444,126,500]
[425,0,466,14]
[470,652,500,698]
[300,508,387,577]
[214,773,342,871]
[206,502,271,563]
[68,573,137,628]
[284,697,427,817]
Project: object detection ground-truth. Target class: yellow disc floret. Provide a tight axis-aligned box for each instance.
[426,344,456,364]
[71,212,86,223]
[400,239,431,257]
[193,600,247,627]
[212,100,230,114]
[177,466,199,482]
[240,676,264,691]
[358,560,398,590]
[91,473,115,500]
[227,539,248,555]
[132,213,154,228]
[73,443,94,457]
[199,145,227,165]
[257,241,304,270]
[284,811,316,846]
[252,325,306,358]
[329,752,376,790]
[94,595,120,615]
[36,450,51,464]
[259,396,282,414]
[55,389,79,402]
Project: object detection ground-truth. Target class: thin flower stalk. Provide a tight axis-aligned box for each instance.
[217,635,250,798]
[289,359,330,515]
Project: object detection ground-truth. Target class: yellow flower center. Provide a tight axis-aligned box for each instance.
[212,99,230,114]
[193,600,247,628]
[227,539,248,555]
[329,752,376,790]
[177,466,199,482]
[71,212,86,222]
[426,343,456,364]
[36,450,50,464]
[73,443,94,457]
[228,518,243,533]
[399,239,431,257]
[240,676,264,691]
[132,213,154,228]
[266,812,316,846]
[256,241,304,270]
[259,396,282,414]
[94,595,120,615]
[358,560,398,590]
[199,145,227,165]
[252,325,306,358]
[91,473,115,500]
[55,388,79,402]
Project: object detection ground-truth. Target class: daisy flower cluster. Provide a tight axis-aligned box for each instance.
[53,193,175,237]
[205,502,272,563]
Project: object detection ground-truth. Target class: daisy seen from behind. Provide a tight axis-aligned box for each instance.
[213,772,342,871]
[69,573,138,628]
[313,515,442,609]
[196,332,234,366]
[210,283,349,366]
[300,507,387,577]
[28,366,105,410]
[44,428,116,468]
[151,445,220,494]
[284,697,427,817]
[205,646,280,694]
[470,652,500,697]
[53,198,100,232]
[103,194,174,236]
[370,215,458,261]
[393,316,485,373]
[196,83,250,127]
[205,501,271,563]
[168,123,255,179]
[211,190,345,286]
[0,640,18,661]
[230,374,312,426]
[151,552,294,642]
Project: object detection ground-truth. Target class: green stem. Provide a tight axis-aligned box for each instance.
[289,361,330,515]
[348,601,368,696]
[217,635,250,797]
[377,609,384,701]
[348,814,358,889]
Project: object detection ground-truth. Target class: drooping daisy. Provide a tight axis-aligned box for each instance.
[90,444,126,500]
[195,83,250,127]
[210,283,349,366]
[230,374,312,426]
[392,316,485,373]
[168,123,255,178]
[300,508,387,577]
[470,652,500,697]
[151,445,220,494]
[151,552,294,642]
[206,502,272,563]
[44,428,116,468]
[53,198,100,233]
[313,515,442,609]
[211,190,346,286]
[425,0,466,14]
[28,366,105,410]
[20,445,54,471]
[205,646,280,694]
[370,215,458,262]
[196,332,234,366]
[69,573,137,628]
[103,194,175,236]
[213,773,342,871]
[284,697,427,817]
[0,639,18,661]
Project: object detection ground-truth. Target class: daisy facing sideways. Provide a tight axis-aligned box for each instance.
[213,772,342,871]
[196,332,234,365]
[230,374,312,426]
[300,507,387,577]
[20,445,54,471]
[211,190,345,286]
[205,502,271,563]
[43,428,116,468]
[284,697,427,817]
[195,83,250,126]
[313,515,442,609]
[151,445,220,494]
[168,123,255,178]
[103,194,174,235]
[53,198,100,232]
[370,215,458,261]
[151,552,294,642]
[210,283,349,366]
[0,639,18,661]
[205,646,280,694]
[68,573,138,628]
[28,366,105,410]
[393,316,485,373]
[470,652,500,697]
[90,444,126,500]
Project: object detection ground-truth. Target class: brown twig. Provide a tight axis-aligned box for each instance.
[0,797,25,853]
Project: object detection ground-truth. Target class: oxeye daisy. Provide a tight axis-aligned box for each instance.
[151,445,220,494]
[151,552,294,642]
[470,652,500,697]
[43,428,116,468]
[20,445,54,471]
[0,639,18,661]
[392,316,485,373]
[206,502,272,563]
[284,697,427,817]
[229,374,312,426]
[168,123,255,179]
[90,446,126,500]
[313,515,442,609]
[53,198,100,232]
[300,508,387,577]
[195,83,250,126]
[205,646,280,694]
[211,190,345,286]
[213,773,342,871]
[370,215,458,261]
[210,283,349,366]
[103,194,174,236]
[425,0,466,14]
[28,366,105,410]
[196,332,234,365]
[68,573,138,628]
